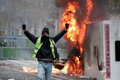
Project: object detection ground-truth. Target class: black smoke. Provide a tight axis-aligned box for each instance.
[55,0,110,22]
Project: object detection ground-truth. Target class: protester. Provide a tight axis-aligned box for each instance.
[22,23,69,80]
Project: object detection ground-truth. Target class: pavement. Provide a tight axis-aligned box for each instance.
[0,60,96,80]
[0,60,37,80]
[0,60,69,80]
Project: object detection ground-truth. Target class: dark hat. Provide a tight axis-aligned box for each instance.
[42,27,49,35]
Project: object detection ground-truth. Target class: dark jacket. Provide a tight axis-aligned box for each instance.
[24,29,67,61]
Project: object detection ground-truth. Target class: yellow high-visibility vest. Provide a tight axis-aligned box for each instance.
[32,37,56,59]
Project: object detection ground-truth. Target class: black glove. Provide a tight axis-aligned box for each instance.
[22,24,26,30]
[65,23,69,29]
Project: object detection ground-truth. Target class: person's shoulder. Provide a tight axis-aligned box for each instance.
[36,37,40,40]
[49,37,55,41]
[49,37,53,40]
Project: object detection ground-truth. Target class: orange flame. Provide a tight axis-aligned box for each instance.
[68,56,83,76]
[22,66,37,73]
[60,0,93,76]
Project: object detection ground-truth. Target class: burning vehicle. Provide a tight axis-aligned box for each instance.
[58,0,93,77]
[54,0,120,80]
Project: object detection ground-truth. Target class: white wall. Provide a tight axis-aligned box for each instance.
[84,22,105,80]
[84,19,120,80]
[109,18,120,80]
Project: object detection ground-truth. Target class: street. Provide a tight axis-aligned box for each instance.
[0,60,95,80]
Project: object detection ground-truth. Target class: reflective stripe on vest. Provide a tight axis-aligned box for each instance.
[32,37,56,59]
[49,39,55,59]
[34,37,43,54]
[32,37,43,59]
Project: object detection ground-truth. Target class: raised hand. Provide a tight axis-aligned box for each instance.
[22,24,26,30]
[65,23,69,30]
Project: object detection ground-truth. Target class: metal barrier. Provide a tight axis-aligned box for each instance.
[0,47,33,60]
[0,36,67,60]
[0,36,34,59]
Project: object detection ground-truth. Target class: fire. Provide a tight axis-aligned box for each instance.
[60,0,93,76]
[61,1,79,43]
[22,66,37,73]
[52,62,69,74]
[68,57,83,76]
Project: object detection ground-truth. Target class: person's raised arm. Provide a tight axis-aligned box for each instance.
[53,23,69,43]
[22,24,38,44]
